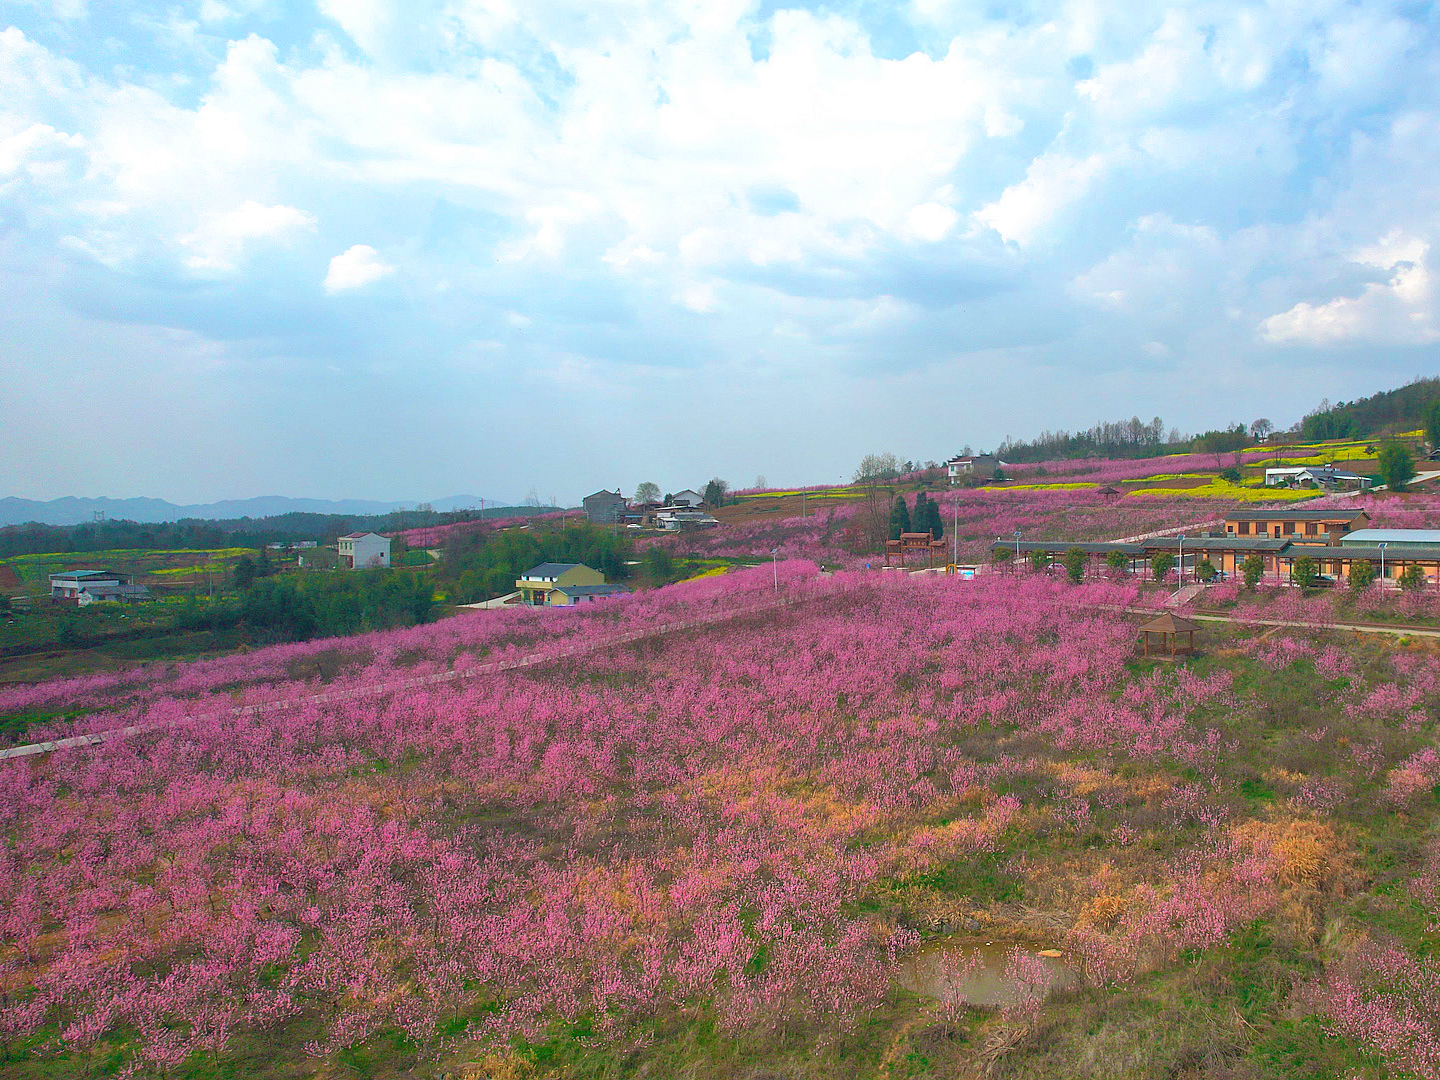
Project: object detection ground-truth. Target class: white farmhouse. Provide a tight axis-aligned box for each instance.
[337,532,391,569]
[671,489,706,508]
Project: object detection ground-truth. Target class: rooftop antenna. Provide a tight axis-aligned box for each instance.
[93,510,105,523]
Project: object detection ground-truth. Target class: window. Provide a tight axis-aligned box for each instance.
[1238,522,1250,536]
[1307,523,1318,536]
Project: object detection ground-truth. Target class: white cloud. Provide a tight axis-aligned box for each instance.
[907,203,959,243]
[976,151,1119,248]
[180,201,316,272]
[323,244,394,293]
[1259,231,1438,346]
[317,0,393,56]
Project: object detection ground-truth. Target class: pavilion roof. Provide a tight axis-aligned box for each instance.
[1138,612,1202,633]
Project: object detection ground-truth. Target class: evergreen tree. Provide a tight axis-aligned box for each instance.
[889,496,911,540]
[1426,398,1440,449]
[924,497,944,540]
[913,491,929,535]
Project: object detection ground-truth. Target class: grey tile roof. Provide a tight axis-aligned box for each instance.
[992,541,1145,555]
[1143,537,1292,552]
[522,562,588,579]
[1224,508,1369,521]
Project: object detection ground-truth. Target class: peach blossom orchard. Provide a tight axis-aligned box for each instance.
[2,495,1440,1076]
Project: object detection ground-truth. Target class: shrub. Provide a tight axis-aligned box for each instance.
[1151,551,1175,583]
[1062,546,1087,584]
[1105,549,1129,574]
[1242,553,1265,590]
[1196,558,1218,583]
[1348,559,1376,591]
[1399,565,1428,593]
[1292,555,1320,590]
[991,545,1014,564]
[1030,549,1052,573]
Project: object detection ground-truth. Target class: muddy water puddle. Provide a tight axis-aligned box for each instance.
[899,940,1080,1007]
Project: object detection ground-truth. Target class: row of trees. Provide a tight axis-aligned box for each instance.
[995,415,1172,463]
[631,479,732,506]
[889,493,944,540]
[174,570,438,641]
[0,505,545,560]
[995,547,1431,592]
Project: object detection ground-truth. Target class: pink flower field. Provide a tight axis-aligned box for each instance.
[3,548,1440,1079]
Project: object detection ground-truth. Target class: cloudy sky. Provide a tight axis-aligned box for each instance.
[3,0,1440,503]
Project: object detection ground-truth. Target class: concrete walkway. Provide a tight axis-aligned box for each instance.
[1109,603,1440,639]
[1184,610,1440,639]
[1111,519,1225,544]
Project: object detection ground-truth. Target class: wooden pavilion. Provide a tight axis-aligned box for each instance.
[1138,612,1201,658]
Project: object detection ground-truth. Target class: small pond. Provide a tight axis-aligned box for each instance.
[899,939,1080,1008]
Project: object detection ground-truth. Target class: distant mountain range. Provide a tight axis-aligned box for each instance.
[0,495,508,527]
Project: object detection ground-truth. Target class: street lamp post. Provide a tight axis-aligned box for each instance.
[771,546,779,595]
[953,495,959,568]
[1014,529,1022,560]
[1176,533,1184,593]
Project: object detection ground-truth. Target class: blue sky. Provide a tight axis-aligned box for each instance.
[3,0,1440,504]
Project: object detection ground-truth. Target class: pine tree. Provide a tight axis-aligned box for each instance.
[913,491,929,535]
[889,496,912,539]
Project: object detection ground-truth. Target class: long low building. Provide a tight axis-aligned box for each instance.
[1222,507,1371,542]
[991,532,1440,586]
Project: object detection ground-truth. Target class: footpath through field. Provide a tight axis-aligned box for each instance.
[1110,602,1440,639]
[0,590,834,762]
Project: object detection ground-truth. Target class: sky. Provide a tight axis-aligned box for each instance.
[3,0,1440,504]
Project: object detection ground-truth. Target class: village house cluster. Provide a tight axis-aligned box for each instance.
[581,488,720,531]
[47,569,152,605]
[998,508,1440,587]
